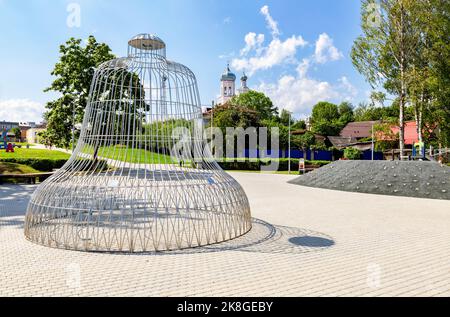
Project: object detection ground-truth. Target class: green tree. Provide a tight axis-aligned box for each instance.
[291,119,306,130]
[230,91,278,120]
[417,0,450,147]
[43,36,116,148]
[292,131,316,151]
[344,147,362,160]
[261,119,290,150]
[9,127,21,140]
[212,103,260,132]
[352,0,421,156]
[279,109,294,126]
[310,101,344,136]
[338,101,355,125]
[373,119,399,151]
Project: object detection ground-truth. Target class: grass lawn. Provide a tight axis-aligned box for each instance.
[0,148,71,160]
[81,145,175,164]
[0,162,41,174]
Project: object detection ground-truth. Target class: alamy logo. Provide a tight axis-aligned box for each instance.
[66,3,81,28]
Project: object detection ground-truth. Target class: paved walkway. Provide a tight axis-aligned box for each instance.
[1,172,449,296]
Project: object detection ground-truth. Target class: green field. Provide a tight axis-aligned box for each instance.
[0,148,71,160]
[81,145,175,164]
[0,162,41,174]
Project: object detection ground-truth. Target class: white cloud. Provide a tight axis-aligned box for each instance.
[231,5,307,75]
[240,32,265,56]
[232,35,307,75]
[223,16,232,24]
[219,51,235,60]
[258,76,338,116]
[296,58,310,78]
[338,76,358,99]
[256,65,358,117]
[314,33,343,64]
[0,99,45,123]
[228,5,354,117]
[260,5,280,38]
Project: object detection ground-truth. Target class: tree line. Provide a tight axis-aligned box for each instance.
[352,0,450,155]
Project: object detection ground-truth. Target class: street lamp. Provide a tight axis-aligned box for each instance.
[211,100,215,149]
[371,122,374,161]
[288,111,292,174]
[71,100,76,152]
[372,118,382,161]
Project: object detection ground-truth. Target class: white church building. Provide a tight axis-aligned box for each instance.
[217,64,249,105]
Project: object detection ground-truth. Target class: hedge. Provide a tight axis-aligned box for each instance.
[0,158,111,173]
[0,158,68,172]
[218,158,330,171]
[0,156,330,172]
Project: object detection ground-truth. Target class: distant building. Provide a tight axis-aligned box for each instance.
[217,64,250,105]
[19,121,36,128]
[237,72,250,95]
[340,120,380,140]
[339,120,431,156]
[328,136,372,151]
[305,117,312,131]
[388,121,420,145]
[26,127,46,144]
[20,128,28,142]
[0,121,19,131]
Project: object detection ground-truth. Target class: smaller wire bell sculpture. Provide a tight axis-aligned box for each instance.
[25,34,252,252]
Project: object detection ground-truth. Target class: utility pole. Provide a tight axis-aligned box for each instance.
[211,100,214,152]
[371,122,374,161]
[71,101,76,152]
[288,111,292,174]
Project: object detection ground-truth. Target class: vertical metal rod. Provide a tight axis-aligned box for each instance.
[371,123,374,161]
[72,100,76,152]
[288,111,291,174]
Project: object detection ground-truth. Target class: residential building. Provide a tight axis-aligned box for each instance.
[340,120,380,140]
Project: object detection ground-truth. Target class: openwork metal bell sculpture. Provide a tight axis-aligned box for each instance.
[25,34,252,252]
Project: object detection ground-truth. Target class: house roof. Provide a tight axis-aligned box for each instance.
[291,129,307,135]
[328,136,372,150]
[328,136,358,148]
[390,121,419,145]
[340,121,380,138]
[376,121,428,145]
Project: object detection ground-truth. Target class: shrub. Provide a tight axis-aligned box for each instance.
[343,147,361,160]
[0,158,68,171]
[218,158,330,171]
[0,157,111,172]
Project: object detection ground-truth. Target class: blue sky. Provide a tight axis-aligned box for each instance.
[0,0,372,122]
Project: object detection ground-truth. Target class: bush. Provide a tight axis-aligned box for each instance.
[0,158,68,172]
[0,157,110,172]
[218,158,330,171]
[343,147,361,160]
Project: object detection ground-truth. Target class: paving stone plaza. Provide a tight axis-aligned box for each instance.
[1,172,449,296]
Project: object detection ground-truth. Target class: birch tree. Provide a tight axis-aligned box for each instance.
[352,0,420,157]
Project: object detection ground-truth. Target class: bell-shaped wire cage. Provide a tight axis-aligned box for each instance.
[24,34,252,252]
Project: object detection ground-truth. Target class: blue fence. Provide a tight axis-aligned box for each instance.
[361,150,383,160]
[241,149,383,161]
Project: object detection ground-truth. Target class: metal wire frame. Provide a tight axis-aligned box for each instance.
[24,34,252,252]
